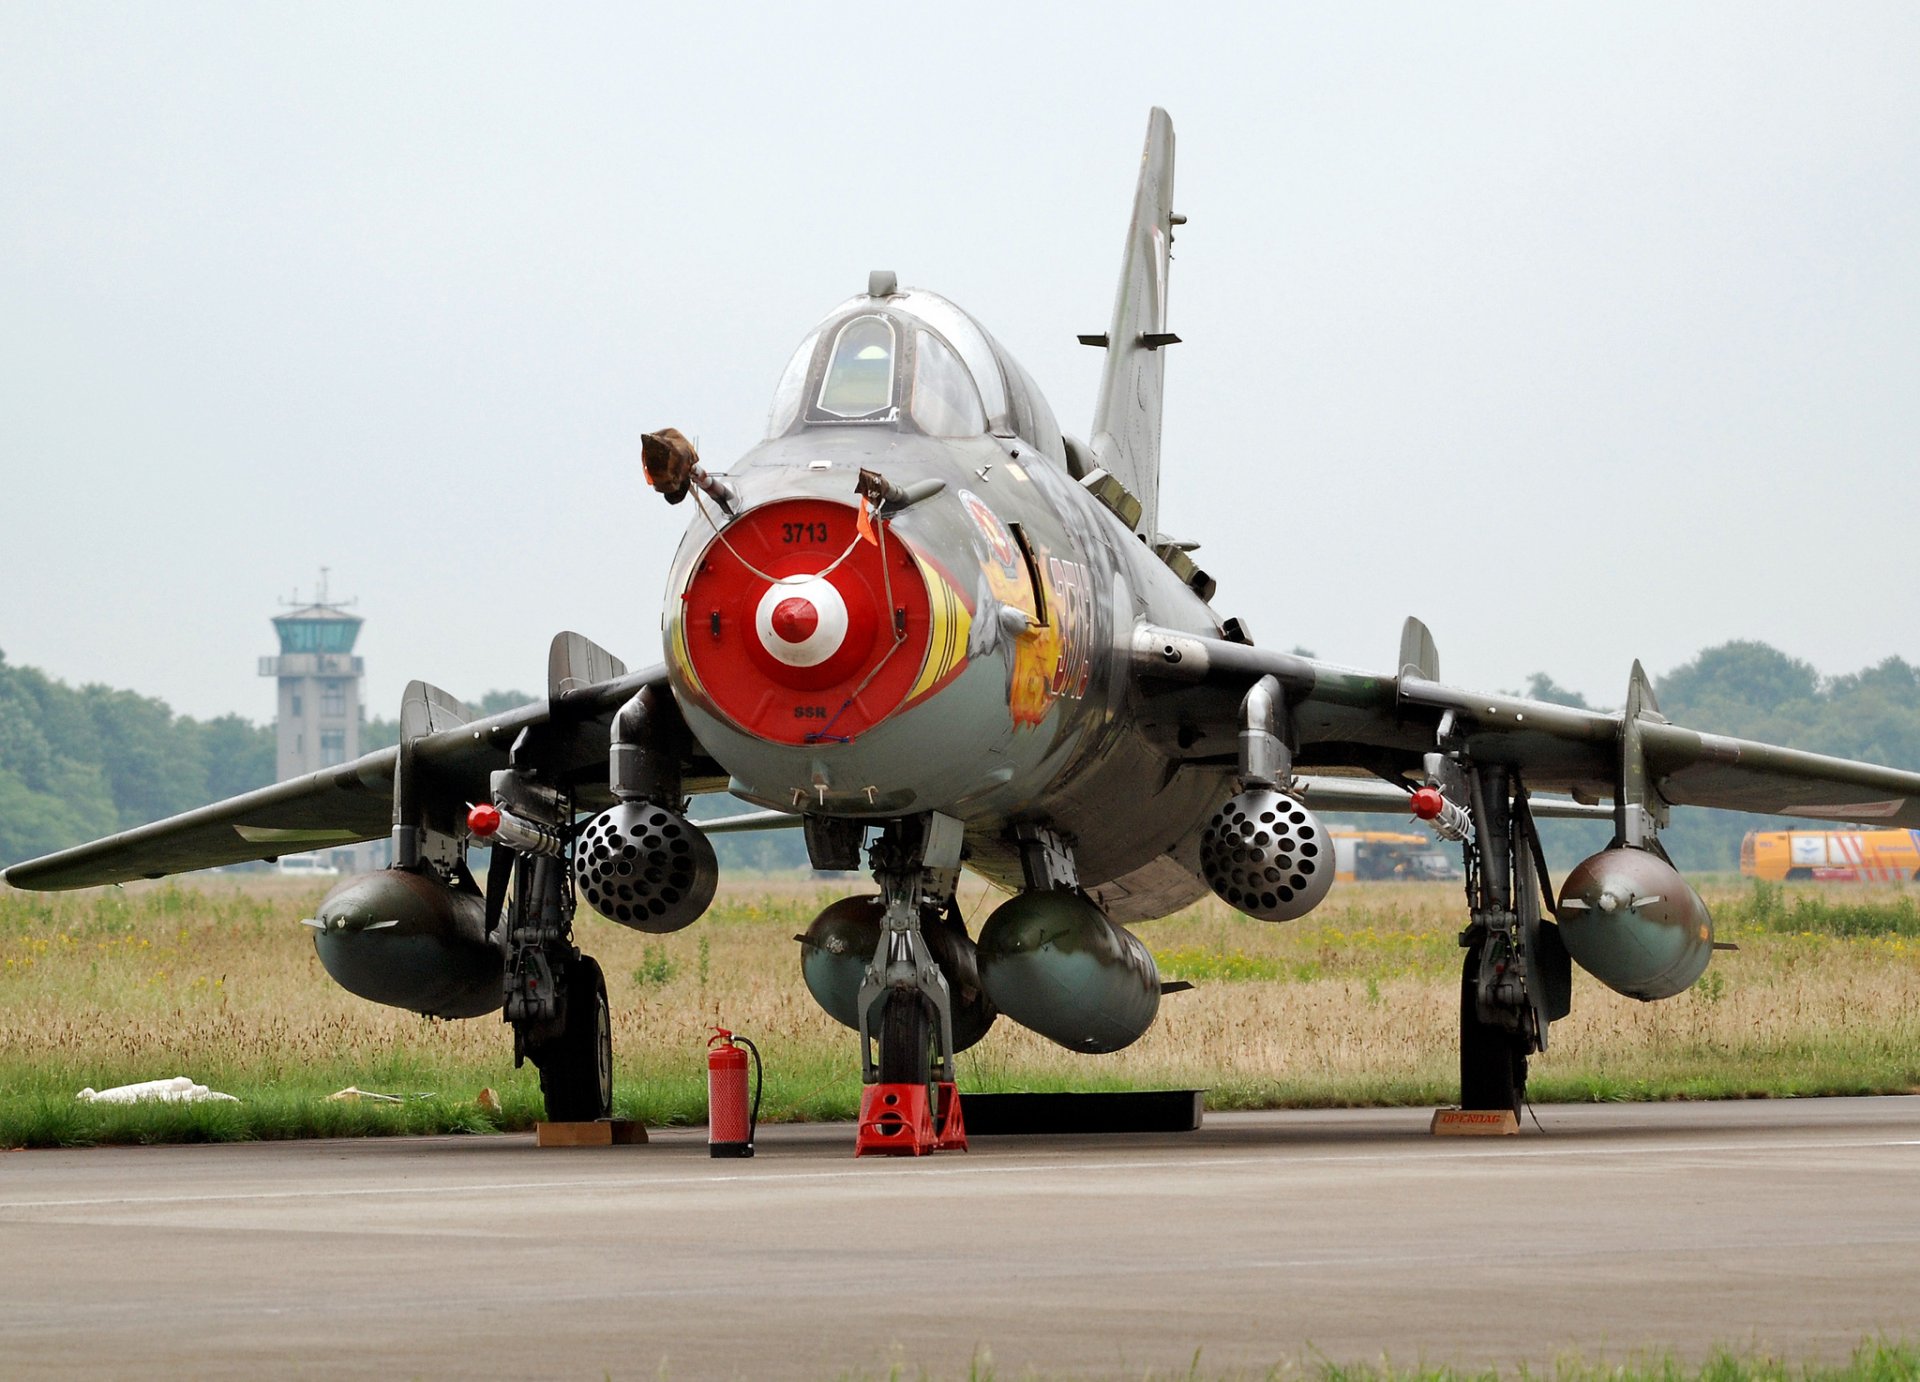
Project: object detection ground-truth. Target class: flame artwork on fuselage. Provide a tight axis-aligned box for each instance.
[956,486,1070,730]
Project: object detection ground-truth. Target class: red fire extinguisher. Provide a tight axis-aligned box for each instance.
[707,1028,762,1159]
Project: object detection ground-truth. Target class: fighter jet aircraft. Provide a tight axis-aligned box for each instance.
[12,109,1920,1149]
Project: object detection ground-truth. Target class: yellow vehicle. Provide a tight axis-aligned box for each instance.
[1740,828,1920,882]
[1330,830,1460,884]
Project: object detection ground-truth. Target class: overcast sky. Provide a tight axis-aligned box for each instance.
[4,4,1917,725]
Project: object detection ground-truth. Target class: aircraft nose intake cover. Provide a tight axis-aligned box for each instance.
[676,497,968,745]
[756,577,847,668]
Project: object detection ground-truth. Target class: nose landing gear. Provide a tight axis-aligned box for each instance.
[853,814,970,1156]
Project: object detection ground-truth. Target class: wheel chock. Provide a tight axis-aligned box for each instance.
[535,1119,648,1147]
[931,1081,968,1151]
[855,1083,933,1155]
[855,1082,968,1156]
[1430,1108,1519,1136]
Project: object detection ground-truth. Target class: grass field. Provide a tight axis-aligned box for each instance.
[836,1337,1920,1381]
[3,873,1919,1148]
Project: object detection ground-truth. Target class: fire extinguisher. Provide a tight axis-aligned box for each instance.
[707,1027,762,1159]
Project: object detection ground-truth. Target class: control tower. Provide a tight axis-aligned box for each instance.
[259,569,364,782]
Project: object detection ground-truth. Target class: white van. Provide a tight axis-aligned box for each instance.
[276,853,341,878]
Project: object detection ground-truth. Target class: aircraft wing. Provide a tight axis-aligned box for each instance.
[1132,619,1920,829]
[1395,675,1920,824]
[1,663,723,891]
[2,751,402,890]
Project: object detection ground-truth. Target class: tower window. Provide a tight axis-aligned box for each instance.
[321,683,346,717]
[291,693,304,718]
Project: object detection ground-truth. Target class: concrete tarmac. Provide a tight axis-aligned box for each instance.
[4,1097,1920,1379]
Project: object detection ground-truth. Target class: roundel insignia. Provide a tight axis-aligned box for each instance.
[958,489,1020,576]
[678,497,945,745]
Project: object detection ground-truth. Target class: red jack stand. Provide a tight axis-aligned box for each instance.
[854,1081,968,1156]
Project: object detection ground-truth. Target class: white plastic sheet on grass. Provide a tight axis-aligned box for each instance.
[76,1076,239,1105]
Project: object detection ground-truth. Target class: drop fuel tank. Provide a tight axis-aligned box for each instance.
[976,890,1160,1053]
[1556,847,1713,1001]
[306,867,503,1018]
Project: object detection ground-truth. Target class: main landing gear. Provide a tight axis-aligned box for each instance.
[527,953,611,1123]
[852,814,970,1156]
[1454,764,1571,1116]
[486,754,613,1125]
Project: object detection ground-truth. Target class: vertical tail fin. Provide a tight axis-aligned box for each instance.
[1088,107,1178,541]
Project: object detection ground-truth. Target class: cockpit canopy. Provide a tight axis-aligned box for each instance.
[765,285,1064,464]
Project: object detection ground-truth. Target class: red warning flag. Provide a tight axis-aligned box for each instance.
[856,496,878,546]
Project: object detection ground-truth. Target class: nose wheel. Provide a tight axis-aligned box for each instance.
[876,989,934,1087]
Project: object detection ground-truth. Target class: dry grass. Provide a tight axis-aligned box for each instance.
[4,873,1919,1146]
[831,1336,1920,1380]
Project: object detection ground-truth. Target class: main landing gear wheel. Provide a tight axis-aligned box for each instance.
[1459,945,1527,1116]
[876,990,933,1087]
[533,956,612,1122]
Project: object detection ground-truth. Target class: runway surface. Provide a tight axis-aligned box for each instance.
[5,1097,1919,1379]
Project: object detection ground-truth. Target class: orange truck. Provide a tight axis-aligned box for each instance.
[1740,829,1920,882]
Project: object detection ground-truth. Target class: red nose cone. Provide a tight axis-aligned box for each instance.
[1409,786,1446,821]
[770,597,819,643]
[467,803,502,837]
[676,497,943,744]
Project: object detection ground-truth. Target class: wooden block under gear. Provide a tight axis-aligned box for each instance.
[1430,1108,1519,1136]
[535,1120,647,1147]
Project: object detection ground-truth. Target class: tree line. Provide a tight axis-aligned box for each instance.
[3,641,1916,874]
[0,650,274,866]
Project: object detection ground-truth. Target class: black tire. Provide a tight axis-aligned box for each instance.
[876,990,932,1086]
[1459,946,1527,1115]
[1786,868,1813,882]
[534,956,612,1122]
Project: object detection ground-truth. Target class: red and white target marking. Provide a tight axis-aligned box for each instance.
[754,575,849,668]
[676,497,936,743]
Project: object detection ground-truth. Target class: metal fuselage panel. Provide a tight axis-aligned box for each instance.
[661,424,1231,898]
